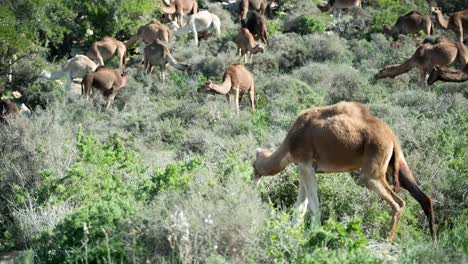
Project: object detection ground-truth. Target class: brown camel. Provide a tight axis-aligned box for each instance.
[161,0,198,26]
[375,37,468,84]
[317,0,361,20]
[124,20,171,62]
[428,65,468,85]
[244,11,269,46]
[143,39,192,83]
[431,7,468,43]
[86,37,127,71]
[198,64,255,114]
[239,0,269,26]
[81,67,129,109]
[383,11,433,40]
[0,99,18,123]
[253,101,436,242]
[236,28,264,64]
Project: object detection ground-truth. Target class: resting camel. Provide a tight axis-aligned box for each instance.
[143,40,192,83]
[81,66,129,109]
[244,11,269,46]
[167,11,221,46]
[317,0,361,20]
[375,37,468,84]
[39,55,98,93]
[239,0,269,26]
[253,101,436,242]
[161,0,198,26]
[197,64,255,114]
[86,37,127,71]
[236,28,264,63]
[125,21,171,62]
[428,65,468,85]
[383,11,433,40]
[432,7,468,43]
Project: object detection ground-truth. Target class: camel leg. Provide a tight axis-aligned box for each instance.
[249,53,253,64]
[244,53,248,64]
[235,86,240,115]
[298,162,320,224]
[294,175,308,219]
[225,94,232,104]
[140,39,146,63]
[192,23,199,46]
[238,48,242,57]
[161,64,166,83]
[65,72,72,93]
[249,87,255,111]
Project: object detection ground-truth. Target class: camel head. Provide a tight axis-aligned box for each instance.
[197,80,215,94]
[431,7,442,15]
[383,24,392,35]
[427,67,441,85]
[166,21,180,32]
[252,147,273,180]
[255,44,265,54]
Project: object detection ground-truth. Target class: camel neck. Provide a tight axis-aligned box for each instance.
[435,12,449,29]
[209,75,232,95]
[255,143,291,176]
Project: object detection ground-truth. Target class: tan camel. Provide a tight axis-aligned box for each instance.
[0,98,30,124]
[86,37,127,71]
[197,64,255,114]
[317,0,361,20]
[383,11,433,39]
[239,0,269,26]
[428,65,468,85]
[236,28,264,64]
[124,21,171,62]
[375,37,468,84]
[81,67,129,109]
[39,55,98,93]
[245,11,269,46]
[431,7,468,43]
[253,101,436,242]
[143,40,192,83]
[161,0,198,26]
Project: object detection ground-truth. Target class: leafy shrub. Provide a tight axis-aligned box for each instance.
[296,16,327,35]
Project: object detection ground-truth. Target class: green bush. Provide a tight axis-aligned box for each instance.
[296,16,327,35]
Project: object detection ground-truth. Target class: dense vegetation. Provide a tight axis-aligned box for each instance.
[1,0,467,263]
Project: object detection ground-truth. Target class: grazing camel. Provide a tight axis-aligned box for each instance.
[428,65,468,85]
[161,0,198,26]
[39,55,98,93]
[143,40,192,83]
[81,67,129,109]
[236,28,264,63]
[0,99,18,123]
[125,21,171,62]
[383,11,433,40]
[244,11,269,46]
[375,37,468,84]
[197,64,255,114]
[253,101,436,242]
[167,11,221,46]
[86,37,127,71]
[431,7,468,43]
[317,0,361,20]
[239,0,269,26]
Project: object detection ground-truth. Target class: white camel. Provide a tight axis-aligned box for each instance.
[167,10,221,46]
[39,55,98,93]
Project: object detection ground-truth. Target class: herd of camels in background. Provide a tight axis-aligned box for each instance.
[2,0,467,244]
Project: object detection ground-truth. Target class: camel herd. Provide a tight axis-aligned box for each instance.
[2,1,467,244]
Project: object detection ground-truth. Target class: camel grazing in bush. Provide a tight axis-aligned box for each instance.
[167,11,221,46]
[383,11,433,39]
[432,7,468,43]
[198,64,255,114]
[125,21,171,62]
[143,40,192,83]
[161,0,198,26]
[317,0,361,20]
[239,0,269,26]
[86,37,127,71]
[428,65,468,85]
[81,67,129,109]
[39,55,98,93]
[375,37,468,84]
[236,28,264,63]
[253,101,436,242]
[244,11,269,46]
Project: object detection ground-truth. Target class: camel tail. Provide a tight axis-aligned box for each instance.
[398,160,437,241]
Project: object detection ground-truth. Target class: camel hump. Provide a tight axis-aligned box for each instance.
[405,10,424,17]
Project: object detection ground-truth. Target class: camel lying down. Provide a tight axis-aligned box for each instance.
[428,65,468,85]
[253,102,436,242]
